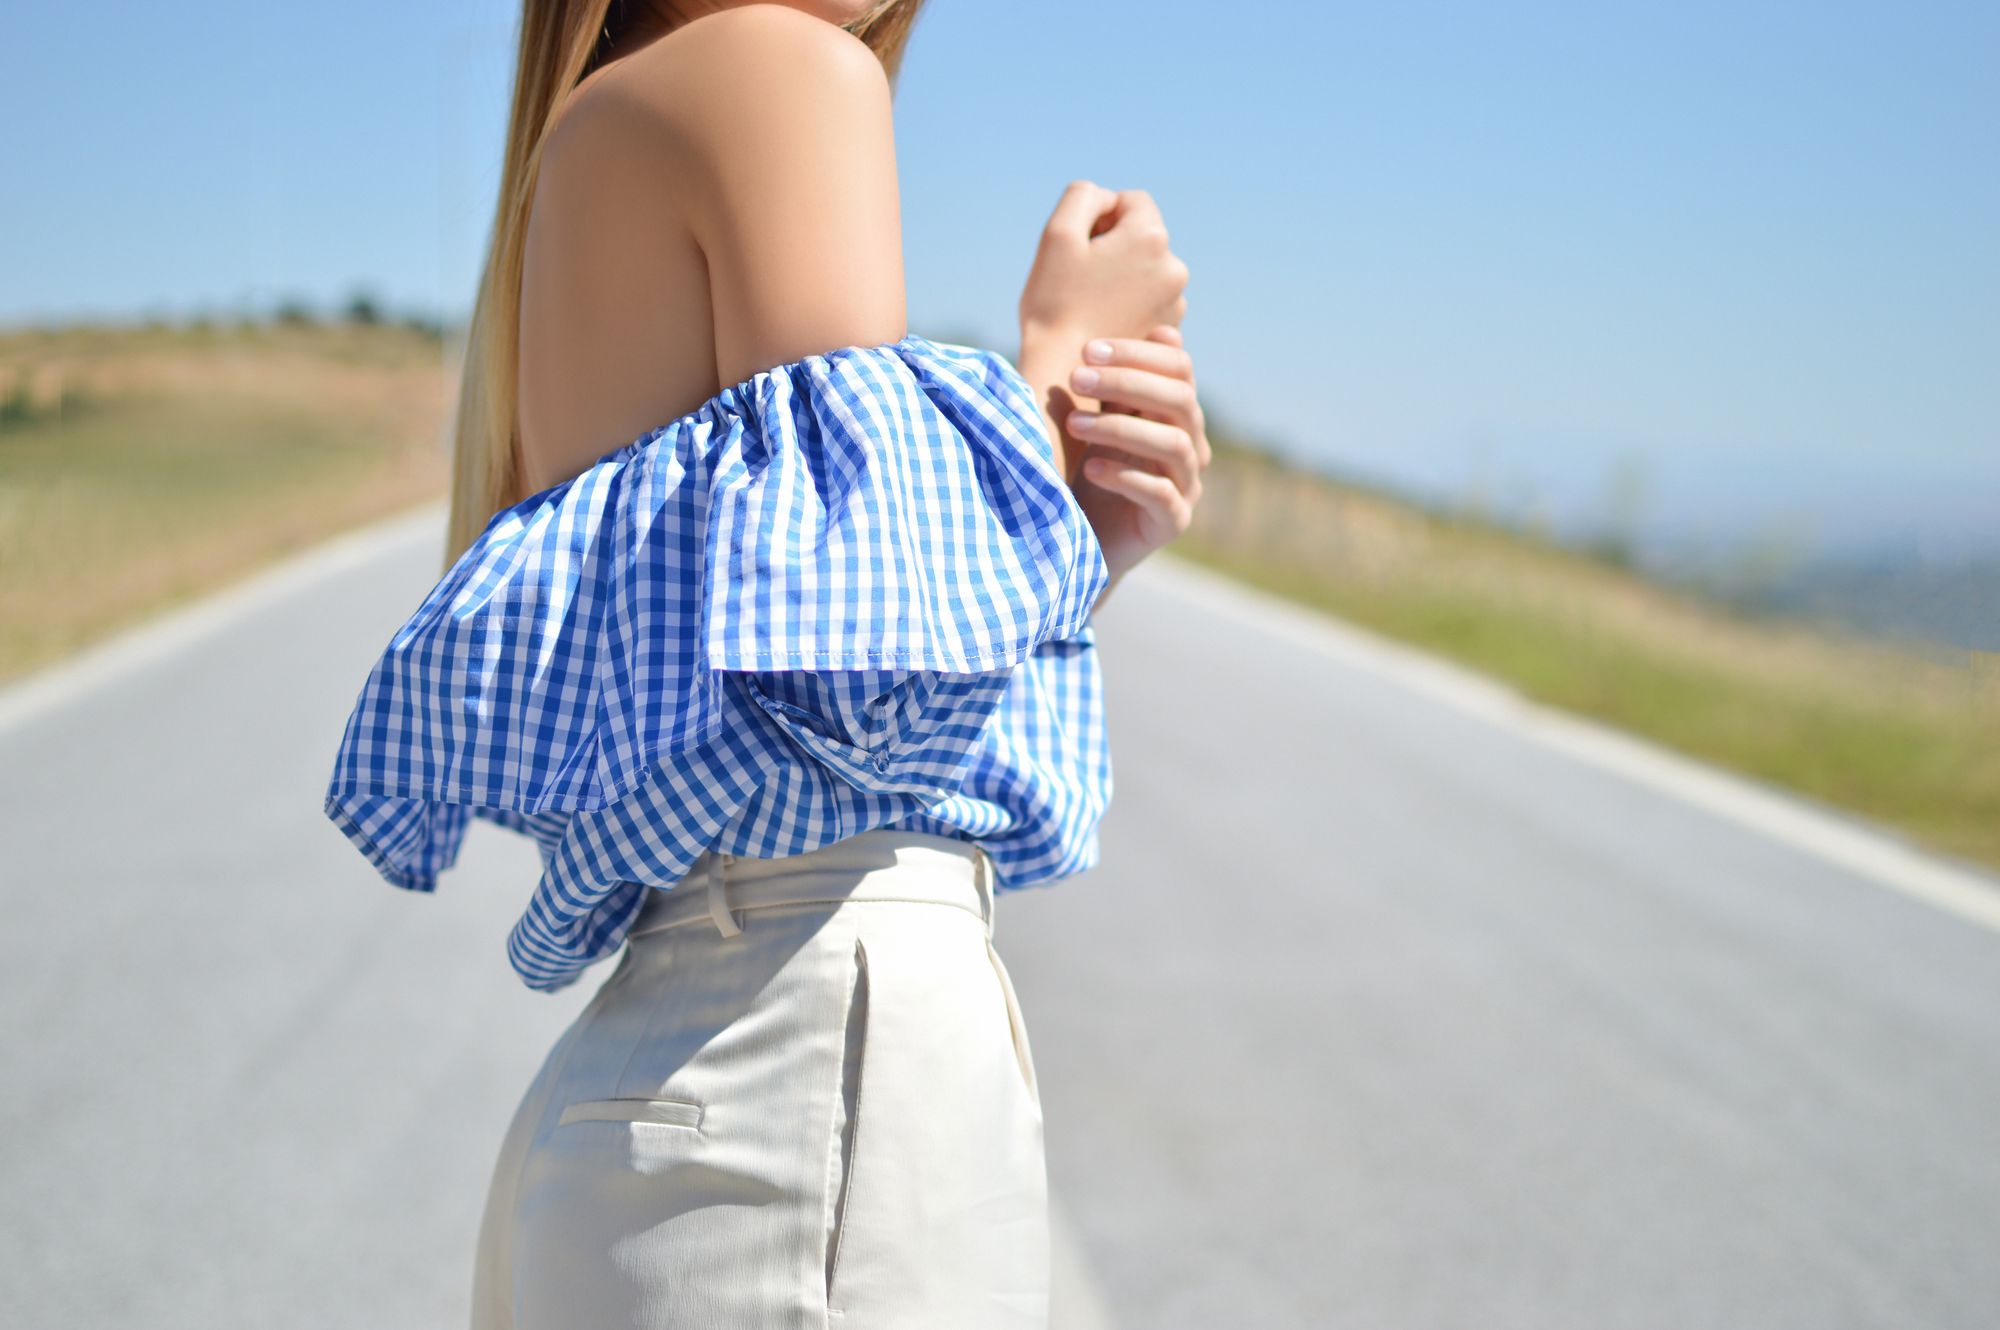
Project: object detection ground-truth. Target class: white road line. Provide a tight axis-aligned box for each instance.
[0,500,447,737]
[1144,550,2000,938]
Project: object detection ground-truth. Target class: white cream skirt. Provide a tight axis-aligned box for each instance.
[470,827,1049,1329]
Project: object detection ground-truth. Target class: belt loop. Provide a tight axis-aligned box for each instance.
[707,851,743,938]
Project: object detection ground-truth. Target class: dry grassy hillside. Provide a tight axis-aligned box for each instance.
[0,320,452,682]
[1177,434,2000,871]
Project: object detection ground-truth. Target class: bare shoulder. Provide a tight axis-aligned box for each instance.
[547,5,891,186]
[548,4,905,385]
[663,2,891,97]
[516,8,906,494]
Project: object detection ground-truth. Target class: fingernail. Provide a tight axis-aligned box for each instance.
[1072,366,1100,391]
[1085,339,1114,363]
[1070,411,1096,432]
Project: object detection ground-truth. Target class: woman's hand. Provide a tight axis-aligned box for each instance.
[1009,179,1200,604]
[1063,325,1209,603]
[1015,182,1188,475]
[1018,180,1189,350]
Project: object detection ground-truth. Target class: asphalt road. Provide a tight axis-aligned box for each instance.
[4,504,1997,1328]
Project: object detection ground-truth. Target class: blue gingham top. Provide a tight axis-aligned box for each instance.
[323,333,1111,992]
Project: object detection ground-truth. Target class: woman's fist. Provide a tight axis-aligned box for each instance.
[1018,180,1189,347]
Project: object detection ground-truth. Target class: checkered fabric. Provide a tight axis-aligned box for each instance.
[323,334,1112,992]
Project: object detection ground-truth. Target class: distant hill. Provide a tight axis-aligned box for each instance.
[1756,558,2000,655]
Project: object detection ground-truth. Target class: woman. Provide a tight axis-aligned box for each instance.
[322,1,1207,1325]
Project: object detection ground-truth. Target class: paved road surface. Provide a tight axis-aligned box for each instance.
[4,504,1997,1328]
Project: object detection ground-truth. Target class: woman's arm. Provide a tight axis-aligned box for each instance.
[1015,182,1189,482]
[588,4,910,385]
[1012,183,1201,605]
[518,6,904,494]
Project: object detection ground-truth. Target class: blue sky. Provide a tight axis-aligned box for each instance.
[4,0,1995,567]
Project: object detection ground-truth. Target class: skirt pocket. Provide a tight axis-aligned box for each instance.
[556,1097,705,1131]
[818,908,1048,1326]
[823,935,871,1305]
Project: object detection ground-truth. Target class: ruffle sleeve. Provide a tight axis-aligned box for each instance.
[322,332,1108,894]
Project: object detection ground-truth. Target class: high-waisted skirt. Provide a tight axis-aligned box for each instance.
[469,827,1050,1329]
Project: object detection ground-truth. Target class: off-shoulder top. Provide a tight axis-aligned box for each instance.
[322,333,1112,992]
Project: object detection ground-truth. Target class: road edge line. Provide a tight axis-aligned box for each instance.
[0,500,448,737]
[1143,550,2000,938]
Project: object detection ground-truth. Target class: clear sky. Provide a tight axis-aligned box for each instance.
[4,0,1995,565]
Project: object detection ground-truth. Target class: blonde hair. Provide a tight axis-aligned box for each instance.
[443,0,929,567]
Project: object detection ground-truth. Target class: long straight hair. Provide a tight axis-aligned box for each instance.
[444,0,929,567]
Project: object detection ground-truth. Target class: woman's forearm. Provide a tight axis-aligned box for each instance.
[1015,329,1129,614]
[1014,323,1094,485]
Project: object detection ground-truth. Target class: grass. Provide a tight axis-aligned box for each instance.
[0,320,452,684]
[1175,435,2000,873]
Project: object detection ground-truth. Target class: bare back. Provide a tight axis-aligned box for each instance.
[515,6,907,498]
